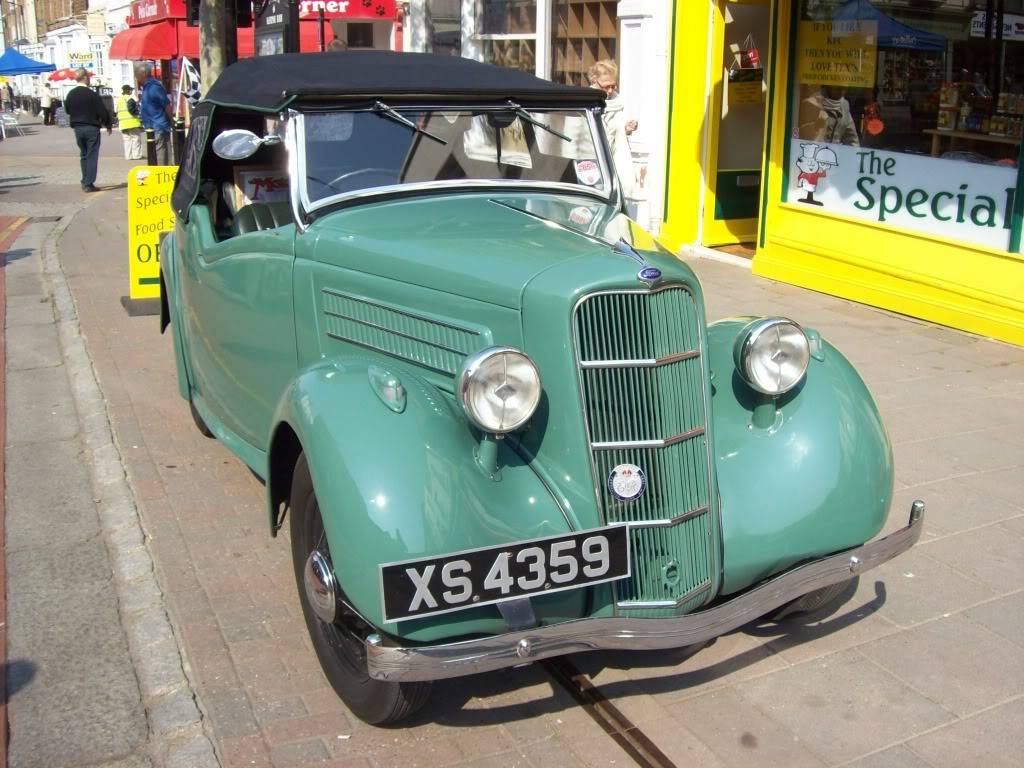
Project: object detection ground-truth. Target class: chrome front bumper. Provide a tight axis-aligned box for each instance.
[366,501,924,682]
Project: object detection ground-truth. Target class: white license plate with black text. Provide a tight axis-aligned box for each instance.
[379,526,630,622]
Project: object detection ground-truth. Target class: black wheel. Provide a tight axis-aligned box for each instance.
[289,453,431,725]
[768,577,858,622]
[189,399,214,438]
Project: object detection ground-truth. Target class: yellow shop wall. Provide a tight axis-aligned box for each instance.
[659,0,714,253]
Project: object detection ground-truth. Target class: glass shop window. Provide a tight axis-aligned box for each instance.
[478,0,538,73]
[426,0,463,56]
[786,0,1022,251]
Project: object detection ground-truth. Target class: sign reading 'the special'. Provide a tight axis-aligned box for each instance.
[788,140,1017,250]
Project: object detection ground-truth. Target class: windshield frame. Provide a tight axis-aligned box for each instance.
[291,104,617,219]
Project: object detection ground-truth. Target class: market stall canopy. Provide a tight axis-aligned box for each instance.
[0,47,56,75]
[109,20,178,60]
[834,0,946,51]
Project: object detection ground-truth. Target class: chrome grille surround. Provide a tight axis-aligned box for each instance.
[572,286,716,611]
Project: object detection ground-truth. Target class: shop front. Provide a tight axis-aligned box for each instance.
[108,0,401,65]
[663,0,1023,346]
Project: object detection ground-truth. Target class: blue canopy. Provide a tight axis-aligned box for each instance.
[834,0,947,52]
[0,47,56,75]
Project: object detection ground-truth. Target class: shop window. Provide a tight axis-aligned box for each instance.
[786,0,1023,252]
[347,22,374,48]
[426,0,462,56]
[550,1,617,87]
[478,0,538,73]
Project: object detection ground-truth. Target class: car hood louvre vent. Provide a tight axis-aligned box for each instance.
[320,288,480,376]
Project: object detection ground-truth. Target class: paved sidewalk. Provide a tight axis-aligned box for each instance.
[5,116,1024,767]
[2,117,215,768]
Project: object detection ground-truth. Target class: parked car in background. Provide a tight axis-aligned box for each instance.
[162,51,924,725]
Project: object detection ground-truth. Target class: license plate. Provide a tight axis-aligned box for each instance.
[379,525,630,622]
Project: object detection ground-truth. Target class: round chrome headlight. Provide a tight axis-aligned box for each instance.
[734,318,810,396]
[458,347,542,434]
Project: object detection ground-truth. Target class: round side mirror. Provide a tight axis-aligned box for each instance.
[212,129,275,161]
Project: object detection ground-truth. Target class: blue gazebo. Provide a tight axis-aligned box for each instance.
[0,47,56,76]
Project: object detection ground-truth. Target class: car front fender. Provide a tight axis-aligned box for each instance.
[707,319,894,595]
[269,357,586,641]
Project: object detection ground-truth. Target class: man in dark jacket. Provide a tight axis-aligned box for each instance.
[64,69,112,192]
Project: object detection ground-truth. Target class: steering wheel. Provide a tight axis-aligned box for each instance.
[324,167,397,190]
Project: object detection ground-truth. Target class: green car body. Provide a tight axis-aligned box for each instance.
[164,184,895,637]
[161,52,921,722]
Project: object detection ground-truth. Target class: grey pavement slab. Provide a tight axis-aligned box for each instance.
[964,592,1024,649]
[858,614,1024,718]
[668,687,826,767]
[734,651,953,764]
[4,439,99,550]
[907,698,1024,768]
[6,537,149,767]
[5,364,79,444]
[5,318,62,370]
[918,522,1024,594]
[5,293,55,327]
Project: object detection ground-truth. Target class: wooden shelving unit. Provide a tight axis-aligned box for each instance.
[551,0,619,86]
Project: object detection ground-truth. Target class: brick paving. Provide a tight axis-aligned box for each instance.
[4,119,1024,767]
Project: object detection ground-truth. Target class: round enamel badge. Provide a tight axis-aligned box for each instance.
[607,463,646,502]
[575,159,602,187]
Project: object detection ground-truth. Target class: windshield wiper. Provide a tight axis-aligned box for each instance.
[372,101,448,145]
[505,100,572,143]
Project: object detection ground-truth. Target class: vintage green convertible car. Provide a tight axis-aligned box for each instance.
[162,51,923,724]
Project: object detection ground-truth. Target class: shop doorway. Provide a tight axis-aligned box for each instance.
[702,0,772,248]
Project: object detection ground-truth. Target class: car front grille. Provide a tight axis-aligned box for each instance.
[573,287,714,611]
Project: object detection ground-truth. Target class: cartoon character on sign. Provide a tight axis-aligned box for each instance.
[795,143,838,207]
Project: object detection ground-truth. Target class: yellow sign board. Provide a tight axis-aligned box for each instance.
[127,165,177,300]
[797,20,877,89]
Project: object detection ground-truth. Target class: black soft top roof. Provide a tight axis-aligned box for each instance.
[203,50,606,112]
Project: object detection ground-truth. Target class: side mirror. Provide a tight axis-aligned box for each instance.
[211,129,282,161]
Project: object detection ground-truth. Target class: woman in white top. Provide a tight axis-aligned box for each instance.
[587,59,637,201]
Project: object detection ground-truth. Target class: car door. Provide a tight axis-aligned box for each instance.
[178,202,296,450]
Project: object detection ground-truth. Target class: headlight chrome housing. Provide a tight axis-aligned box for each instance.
[734,318,811,396]
[458,347,542,434]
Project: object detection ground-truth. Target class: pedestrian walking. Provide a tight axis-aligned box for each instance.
[40,84,54,125]
[0,84,10,113]
[135,62,172,165]
[116,84,144,160]
[64,69,112,193]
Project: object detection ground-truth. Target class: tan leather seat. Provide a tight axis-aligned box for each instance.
[233,202,293,235]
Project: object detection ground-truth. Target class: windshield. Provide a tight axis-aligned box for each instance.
[299,107,610,207]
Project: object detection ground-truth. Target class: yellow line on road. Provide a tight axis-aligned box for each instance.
[2,217,28,235]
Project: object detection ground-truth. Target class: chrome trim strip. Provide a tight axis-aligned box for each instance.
[365,503,924,682]
[321,287,482,335]
[591,427,706,451]
[323,309,469,357]
[285,110,307,233]
[579,349,700,369]
[616,580,712,609]
[631,506,710,528]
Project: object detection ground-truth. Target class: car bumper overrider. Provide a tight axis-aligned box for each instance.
[365,501,924,682]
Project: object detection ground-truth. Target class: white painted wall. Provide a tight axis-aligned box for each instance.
[617,0,671,234]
